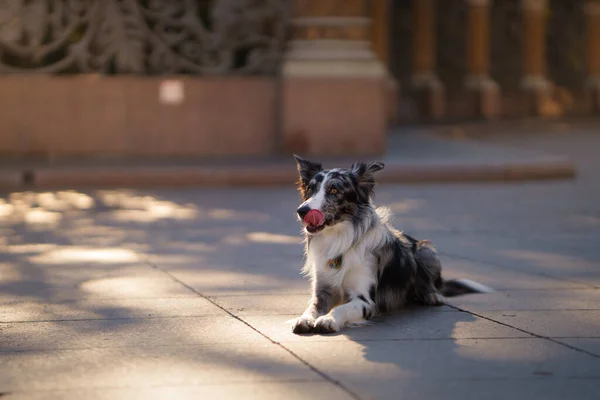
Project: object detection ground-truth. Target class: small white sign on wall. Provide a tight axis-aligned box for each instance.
[159,80,185,105]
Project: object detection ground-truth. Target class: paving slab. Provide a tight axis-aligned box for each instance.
[210,294,313,316]
[0,315,264,352]
[383,189,600,237]
[0,261,195,303]
[471,310,600,338]
[427,234,600,289]
[447,288,600,311]
[0,297,225,323]
[284,339,600,399]
[2,381,351,400]
[0,342,324,393]
[166,268,309,296]
[439,255,587,291]
[241,309,528,343]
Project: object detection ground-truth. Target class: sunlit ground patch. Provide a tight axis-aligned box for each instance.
[30,247,141,264]
[246,232,301,245]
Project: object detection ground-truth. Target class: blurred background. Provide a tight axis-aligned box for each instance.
[1,0,598,164]
[2,2,600,398]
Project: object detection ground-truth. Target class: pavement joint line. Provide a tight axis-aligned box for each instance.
[143,259,363,400]
[439,251,599,289]
[446,304,600,360]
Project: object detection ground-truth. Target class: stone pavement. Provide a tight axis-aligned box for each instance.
[1,125,600,399]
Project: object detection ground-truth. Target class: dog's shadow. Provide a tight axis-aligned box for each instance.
[293,302,590,397]
[341,305,480,375]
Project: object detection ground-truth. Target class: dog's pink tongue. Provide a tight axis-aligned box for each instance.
[304,209,324,227]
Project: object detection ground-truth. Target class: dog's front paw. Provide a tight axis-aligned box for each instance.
[292,317,315,334]
[423,292,445,306]
[314,315,341,334]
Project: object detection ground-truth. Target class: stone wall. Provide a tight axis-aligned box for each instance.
[0,75,277,158]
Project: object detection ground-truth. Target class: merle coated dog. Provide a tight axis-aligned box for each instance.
[292,155,491,334]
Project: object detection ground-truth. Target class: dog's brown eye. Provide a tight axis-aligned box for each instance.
[329,188,338,195]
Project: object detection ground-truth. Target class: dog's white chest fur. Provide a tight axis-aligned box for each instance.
[305,219,384,297]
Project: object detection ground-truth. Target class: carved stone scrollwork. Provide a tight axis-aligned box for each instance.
[0,0,288,74]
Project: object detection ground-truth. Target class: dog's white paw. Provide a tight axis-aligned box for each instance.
[314,315,341,334]
[292,317,315,334]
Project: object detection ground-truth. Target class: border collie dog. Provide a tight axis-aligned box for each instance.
[292,155,491,334]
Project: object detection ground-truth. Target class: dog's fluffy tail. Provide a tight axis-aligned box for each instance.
[440,279,493,297]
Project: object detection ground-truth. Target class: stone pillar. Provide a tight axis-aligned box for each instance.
[465,0,500,118]
[521,0,552,115]
[371,0,389,66]
[282,0,387,157]
[371,0,399,124]
[411,0,445,119]
[585,0,600,113]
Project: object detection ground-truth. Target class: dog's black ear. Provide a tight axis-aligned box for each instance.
[351,161,385,202]
[351,161,385,176]
[294,154,323,197]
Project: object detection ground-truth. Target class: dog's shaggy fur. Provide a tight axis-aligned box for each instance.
[292,155,491,334]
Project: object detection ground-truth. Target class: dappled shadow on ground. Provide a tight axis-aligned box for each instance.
[2,185,600,396]
[0,188,303,304]
[0,188,329,393]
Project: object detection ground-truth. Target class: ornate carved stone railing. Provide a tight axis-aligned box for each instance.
[0,0,289,75]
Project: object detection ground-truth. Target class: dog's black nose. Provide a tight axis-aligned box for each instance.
[297,205,311,219]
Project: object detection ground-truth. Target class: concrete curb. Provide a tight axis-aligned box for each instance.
[0,158,576,191]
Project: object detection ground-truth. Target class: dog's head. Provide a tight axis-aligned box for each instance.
[294,155,384,235]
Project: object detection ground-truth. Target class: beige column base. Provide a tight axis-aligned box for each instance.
[282,53,388,157]
[522,74,552,93]
[521,75,555,116]
[283,58,386,79]
[466,75,501,119]
[411,73,445,120]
